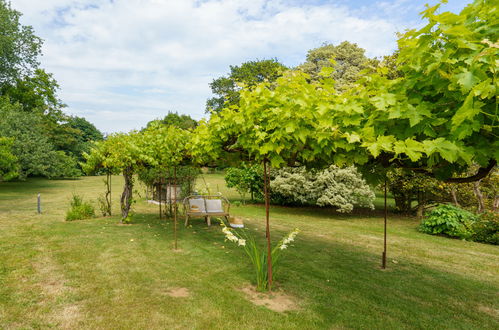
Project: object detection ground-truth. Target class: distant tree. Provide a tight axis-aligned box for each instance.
[298,41,377,91]
[0,99,79,179]
[66,116,104,143]
[146,111,197,130]
[0,0,42,85]
[0,69,65,121]
[206,59,287,113]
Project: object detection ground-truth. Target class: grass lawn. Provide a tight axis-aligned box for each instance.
[0,175,498,329]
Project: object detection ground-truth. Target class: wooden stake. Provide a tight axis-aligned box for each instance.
[37,193,41,214]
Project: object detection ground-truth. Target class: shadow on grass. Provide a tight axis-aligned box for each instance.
[128,210,498,328]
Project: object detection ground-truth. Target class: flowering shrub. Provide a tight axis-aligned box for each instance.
[271,166,375,212]
[220,221,299,291]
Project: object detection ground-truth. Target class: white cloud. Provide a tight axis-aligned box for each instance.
[8,0,467,133]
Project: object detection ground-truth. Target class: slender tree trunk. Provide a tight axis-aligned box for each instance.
[450,186,460,207]
[416,191,424,219]
[120,166,133,222]
[263,159,273,291]
[105,171,112,216]
[159,179,162,219]
[493,195,499,212]
[473,180,485,213]
[168,171,173,218]
[174,166,178,250]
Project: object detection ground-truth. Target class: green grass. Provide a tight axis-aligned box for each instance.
[0,175,498,329]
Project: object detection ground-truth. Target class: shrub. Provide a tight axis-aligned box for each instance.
[66,194,95,221]
[472,211,499,245]
[224,164,263,202]
[419,204,478,239]
[270,166,375,212]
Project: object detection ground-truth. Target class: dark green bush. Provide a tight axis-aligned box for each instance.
[66,194,95,221]
[419,204,478,239]
[472,211,499,245]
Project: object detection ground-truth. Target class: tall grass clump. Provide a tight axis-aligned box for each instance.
[66,194,95,221]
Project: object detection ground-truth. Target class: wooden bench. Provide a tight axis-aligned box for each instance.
[183,195,230,226]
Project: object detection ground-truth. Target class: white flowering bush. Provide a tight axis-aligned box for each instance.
[270,166,375,212]
[220,221,299,291]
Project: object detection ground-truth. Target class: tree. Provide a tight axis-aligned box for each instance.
[0,98,80,179]
[194,70,335,290]
[146,111,197,130]
[313,0,498,183]
[141,123,192,248]
[1,69,65,121]
[0,0,42,85]
[101,132,152,222]
[0,137,18,181]
[298,41,377,91]
[206,59,287,113]
[82,138,121,216]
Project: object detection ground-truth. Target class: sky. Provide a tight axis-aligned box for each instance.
[10,0,470,134]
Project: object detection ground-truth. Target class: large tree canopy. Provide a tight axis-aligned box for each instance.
[335,0,498,181]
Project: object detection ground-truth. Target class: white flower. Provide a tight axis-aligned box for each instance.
[238,239,246,246]
[279,244,288,250]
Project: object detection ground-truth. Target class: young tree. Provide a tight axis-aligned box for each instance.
[82,139,121,216]
[101,132,153,222]
[141,123,192,249]
[194,70,335,290]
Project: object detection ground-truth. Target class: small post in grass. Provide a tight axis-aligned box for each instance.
[382,178,387,269]
[37,193,41,214]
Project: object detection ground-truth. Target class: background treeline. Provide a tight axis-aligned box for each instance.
[0,1,103,180]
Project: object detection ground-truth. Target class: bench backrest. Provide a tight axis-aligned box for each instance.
[184,195,229,214]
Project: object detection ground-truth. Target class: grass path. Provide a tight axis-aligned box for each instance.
[0,175,498,329]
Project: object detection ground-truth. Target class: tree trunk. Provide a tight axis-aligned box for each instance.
[450,186,460,207]
[105,171,112,216]
[473,180,485,213]
[120,166,133,222]
[416,191,424,219]
[159,179,162,219]
[263,160,273,291]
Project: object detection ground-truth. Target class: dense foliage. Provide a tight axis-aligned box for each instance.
[271,166,375,212]
[472,210,499,245]
[0,137,17,181]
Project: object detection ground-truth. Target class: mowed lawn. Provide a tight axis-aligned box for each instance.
[0,175,498,329]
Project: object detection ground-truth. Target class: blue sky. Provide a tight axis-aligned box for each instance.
[11,0,470,133]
